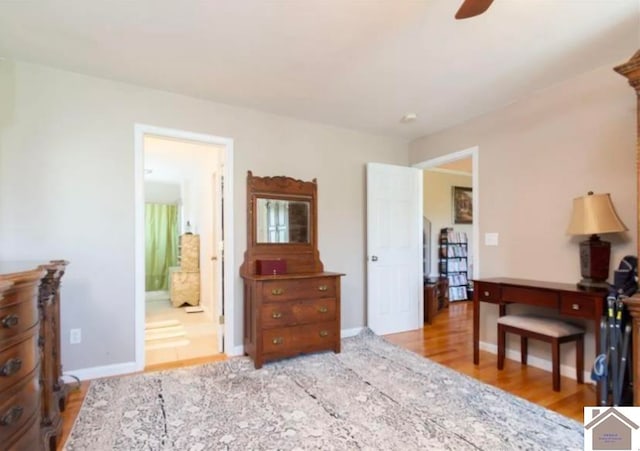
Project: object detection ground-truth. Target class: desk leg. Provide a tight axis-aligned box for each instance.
[473,288,480,364]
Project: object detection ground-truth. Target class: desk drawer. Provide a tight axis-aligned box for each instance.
[475,282,500,303]
[560,293,599,319]
[501,286,558,308]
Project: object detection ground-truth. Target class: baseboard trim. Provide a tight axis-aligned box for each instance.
[63,361,140,382]
[479,341,593,384]
[228,345,245,357]
[341,327,364,338]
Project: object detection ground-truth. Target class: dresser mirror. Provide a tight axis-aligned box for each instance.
[241,171,323,277]
[255,197,310,244]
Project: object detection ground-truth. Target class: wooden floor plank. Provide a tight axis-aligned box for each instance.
[385,301,590,423]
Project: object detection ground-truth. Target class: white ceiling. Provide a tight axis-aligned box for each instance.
[0,1,637,139]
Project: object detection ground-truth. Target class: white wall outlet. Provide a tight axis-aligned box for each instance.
[484,233,499,246]
[70,328,82,344]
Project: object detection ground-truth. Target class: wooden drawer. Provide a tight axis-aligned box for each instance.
[263,322,338,354]
[475,282,500,303]
[0,372,39,445]
[560,293,598,319]
[262,278,336,302]
[502,286,558,308]
[0,299,38,342]
[3,412,40,451]
[0,333,38,392]
[262,299,336,328]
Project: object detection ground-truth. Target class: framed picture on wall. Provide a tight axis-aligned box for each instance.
[453,186,472,224]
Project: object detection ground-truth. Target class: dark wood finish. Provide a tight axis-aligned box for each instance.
[240,171,323,276]
[473,278,606,367]
[497,322,584,391]
[244,272,342,368]
[0,261,68,451]
[614,50,640,406]
[424,277,448,324]
[38,261,68,451]
[0,266,46,451]
[241,172,344,369]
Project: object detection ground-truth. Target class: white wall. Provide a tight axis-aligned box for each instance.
[423,170,473,279]
[410,62,636,373]
[0,60,408,372]
[144,181,181,204]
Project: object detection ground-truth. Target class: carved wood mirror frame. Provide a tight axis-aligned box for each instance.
[240,171,324,277]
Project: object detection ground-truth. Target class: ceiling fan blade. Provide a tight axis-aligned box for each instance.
[455,0,494,19]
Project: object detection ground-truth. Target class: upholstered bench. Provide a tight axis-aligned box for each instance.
[497,315,585,391]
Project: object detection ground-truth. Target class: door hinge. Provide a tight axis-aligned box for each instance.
[219,315,225,325]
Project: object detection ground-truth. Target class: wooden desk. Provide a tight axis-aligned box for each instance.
[473,278,607,365]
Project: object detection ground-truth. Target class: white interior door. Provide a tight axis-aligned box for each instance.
[367,162,423,335]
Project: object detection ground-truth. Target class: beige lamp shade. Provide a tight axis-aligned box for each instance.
[566,192,628,236]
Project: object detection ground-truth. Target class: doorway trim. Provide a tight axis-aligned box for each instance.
[134,124,235,372]
[413,146,480,280]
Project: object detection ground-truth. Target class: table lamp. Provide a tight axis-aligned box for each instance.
[567,191,627,290]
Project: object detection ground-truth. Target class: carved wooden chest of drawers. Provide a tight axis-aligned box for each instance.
[0,268,44,451]
[0,261,68,451]
[243,273,342,368]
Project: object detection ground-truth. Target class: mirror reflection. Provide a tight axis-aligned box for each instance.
[256,198,310,243]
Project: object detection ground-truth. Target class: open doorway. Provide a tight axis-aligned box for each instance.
[134,125,235,372]
[414,147,479,323]
[143,135,223,366]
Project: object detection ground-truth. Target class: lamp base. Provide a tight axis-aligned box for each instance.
[577,235,611,290]
[577,278,610,291]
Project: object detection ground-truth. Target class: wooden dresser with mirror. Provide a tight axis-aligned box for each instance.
[241,171,344,369]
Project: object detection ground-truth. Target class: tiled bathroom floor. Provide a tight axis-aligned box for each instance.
[145,291,220,367]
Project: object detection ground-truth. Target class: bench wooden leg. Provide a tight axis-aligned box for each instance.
[552,338,560,391]
[497,325,505,370]
[576,334,584,384]
[520,336,528,365]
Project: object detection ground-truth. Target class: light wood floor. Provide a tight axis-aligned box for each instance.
[58,301,589,448]
[384,301,591,423]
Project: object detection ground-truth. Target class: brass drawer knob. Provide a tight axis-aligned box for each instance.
[319,330,329,337]
[272,337,284,345]
[572,304,580,310]
[0,358,22,377]
[271,312,283,319]
[318,285,328,292]
[318,306,328,313]
[0,406,23,426]
[271,288,284,296]
[0,314,18,329]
